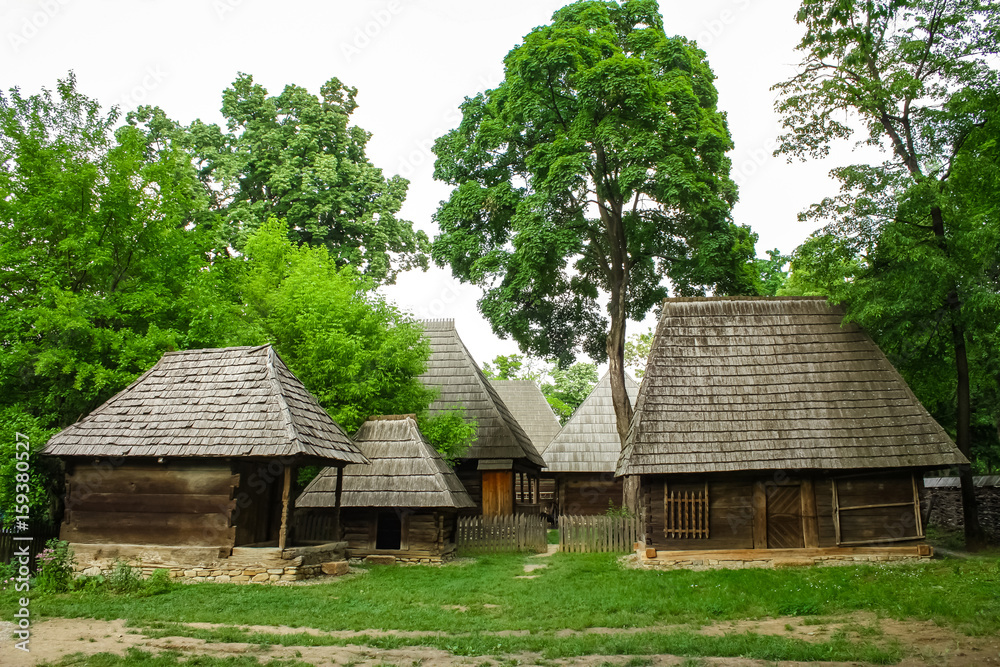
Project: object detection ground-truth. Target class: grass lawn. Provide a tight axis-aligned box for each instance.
[5,550,1000,665]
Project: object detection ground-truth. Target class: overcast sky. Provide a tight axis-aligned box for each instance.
[4,0,873,368]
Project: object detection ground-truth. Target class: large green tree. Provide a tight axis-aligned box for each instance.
[774,0,1000,546]
[190,74,429,285]
[0,75,239,429]
[432,0,758,486]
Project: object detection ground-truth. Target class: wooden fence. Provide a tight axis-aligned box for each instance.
[558,514,641,553]
[456,514,548,554]
[1,528,60,571]
[294,512,338,542]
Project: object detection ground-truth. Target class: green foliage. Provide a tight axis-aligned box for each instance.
[0,74,239,430]
[0,406,60,528]
[481,354,542,383]
[542,363,597,425]
[604,501,634,518]
[755,249,791,296]
[432,0,757,368]
[624,328,653,379]
[239,219,435,434]
[774,0,1000,473]
[190,73,429,285]
[34,539,76,594]
[417,406,477,465]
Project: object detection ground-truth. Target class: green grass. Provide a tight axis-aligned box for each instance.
[9,553,1000,635]
[7,551,1000,665]
[38,649,311,666]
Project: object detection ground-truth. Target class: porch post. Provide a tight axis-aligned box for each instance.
[278,464,294,551]
[333,465,344,541]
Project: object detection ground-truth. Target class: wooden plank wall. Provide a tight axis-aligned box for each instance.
[454,462,482,515]
[558,475,623,516]
[62,461,237,548]
[339,509,450,557]
[644,471,925,551]
[643,476,754,550]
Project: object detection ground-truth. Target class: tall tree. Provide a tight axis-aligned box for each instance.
[191,73,430,285]
[774,0,1000,547]
[0,75,239,428]
[432,0,758,501]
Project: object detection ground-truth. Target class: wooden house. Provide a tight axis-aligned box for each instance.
[542,371,639,517]
[491,380,562,509]
[418,320,546,516]
[42,345,368,581]
[616,297,968,566]
[296,415,476,562]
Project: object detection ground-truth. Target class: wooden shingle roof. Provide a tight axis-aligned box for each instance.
[544,371,639,473]
[417,320,545,467]
[43,346,368,464]
[491,380,562,455]
[297,415,476,509]
[617,297,968,475]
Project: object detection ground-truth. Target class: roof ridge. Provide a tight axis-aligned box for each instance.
[265,346,299,450]
[663,296,830,303]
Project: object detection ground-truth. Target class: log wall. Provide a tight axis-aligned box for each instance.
[62,460,238,550]
[557,474,623,517]
[642,470,925,551]
[339,508,455,558]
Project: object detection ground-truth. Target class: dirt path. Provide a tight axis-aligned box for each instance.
[2,613,999,666]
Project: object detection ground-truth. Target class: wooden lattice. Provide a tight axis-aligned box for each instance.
[664,482,709,539]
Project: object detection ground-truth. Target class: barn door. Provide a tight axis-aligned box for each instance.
[766,485,805,549]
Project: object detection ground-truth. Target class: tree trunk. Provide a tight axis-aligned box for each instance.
[950,294,987,550]
[606,286,637,512]
[932,202,987,550]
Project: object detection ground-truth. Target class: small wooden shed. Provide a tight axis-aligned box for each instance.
[617,297,968,566]
[543,371,639,517]
[492,380,562,510]
[297,415,476,562]
[42,345,368,580]
[418,320,546,516]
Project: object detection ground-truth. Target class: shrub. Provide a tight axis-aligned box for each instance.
[34,539,76,593]
[106,559,144,595]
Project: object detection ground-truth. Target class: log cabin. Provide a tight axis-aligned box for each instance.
[543,371,638,518]
[616,297,968,567]
[41,345,368,581]
[418,320,545,516]
[491,380,562,514]
[296,415,476,562]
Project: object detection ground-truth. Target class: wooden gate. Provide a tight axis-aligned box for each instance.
[766,485,804,549]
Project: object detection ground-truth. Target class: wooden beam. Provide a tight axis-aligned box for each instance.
[333,466,344,542]
[911,473,924,538]
[752,481,767,549]
[800,478,819,548]
[832,479,842,546]
[278,464,293,551]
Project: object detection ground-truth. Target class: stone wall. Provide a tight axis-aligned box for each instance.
[73,562,326,583]
[926,486,1000,540]
[638,551,932,571]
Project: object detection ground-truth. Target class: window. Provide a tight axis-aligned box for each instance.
[664,482,709,539]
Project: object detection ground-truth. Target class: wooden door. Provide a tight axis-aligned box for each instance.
[481,471,513,516]
[766,485,804,549]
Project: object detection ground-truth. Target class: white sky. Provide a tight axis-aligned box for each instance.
[3,0,876,368]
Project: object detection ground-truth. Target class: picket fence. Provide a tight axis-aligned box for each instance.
[456,514,548,553]
[0,528,60,571]
[558,514,641,553]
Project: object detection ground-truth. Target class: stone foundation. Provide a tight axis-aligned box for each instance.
[348,552,454,565]
[637,545,933,571]
[68,542,349,583]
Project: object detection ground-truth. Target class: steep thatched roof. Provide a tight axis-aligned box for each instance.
[43,346,368,464]
[417,320,545,468]
[491,380,561,454]
[543,371,639,472]
[297,415,476,509]
[617,297,968,476]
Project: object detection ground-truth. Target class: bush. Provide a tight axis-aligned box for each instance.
[106,559,144,595]
[0,560,18,593]
[34,539,75,593]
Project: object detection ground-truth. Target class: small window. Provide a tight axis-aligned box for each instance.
[664,482,709,539]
